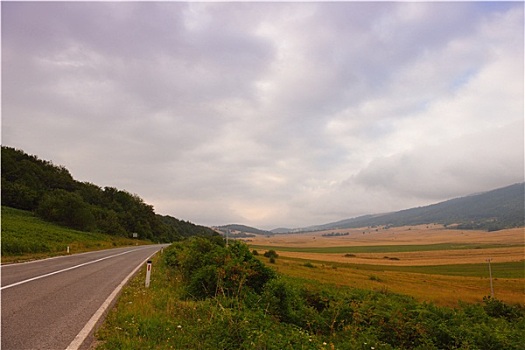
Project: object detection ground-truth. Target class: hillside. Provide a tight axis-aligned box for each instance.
[1,146,217,242]
[305,183,524,232]
[215,224,273,236]
[1,206,149,262]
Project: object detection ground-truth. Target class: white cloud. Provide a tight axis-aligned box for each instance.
[2,2,523,229]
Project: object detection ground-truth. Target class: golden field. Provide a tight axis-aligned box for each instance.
[246,225,525,307]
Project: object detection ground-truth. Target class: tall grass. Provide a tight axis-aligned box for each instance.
[271,256,525,307]
[96,244,525,350]
[1,206,148,263]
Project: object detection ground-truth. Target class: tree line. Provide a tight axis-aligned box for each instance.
[1,146,216,242]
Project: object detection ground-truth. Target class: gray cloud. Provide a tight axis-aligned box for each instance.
[2,2,523,229]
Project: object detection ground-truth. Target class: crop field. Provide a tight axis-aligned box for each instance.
[247,225,524,307]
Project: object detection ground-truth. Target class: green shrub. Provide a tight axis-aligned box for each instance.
[164,238,275,300]
[264,249,279,259]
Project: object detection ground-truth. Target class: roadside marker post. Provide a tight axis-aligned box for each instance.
[145,260,152,288]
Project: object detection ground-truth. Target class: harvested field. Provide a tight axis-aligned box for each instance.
[273,246,524,266]
[247,226,524,306]
[247,226,524,248]
[247,226,524,266]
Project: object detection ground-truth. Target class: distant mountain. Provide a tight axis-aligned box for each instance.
[215,224,273,236]
[271,227,294,234]
[303,183,524,232]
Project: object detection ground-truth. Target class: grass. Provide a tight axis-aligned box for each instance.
[268,255,524,307]
[273,256,525,278]
[95,243,525,350]
[1,206,150,263]
[96,252,325,350]
[249,243,520,254]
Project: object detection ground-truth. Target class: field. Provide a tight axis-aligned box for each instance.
[247,225,524,307]
[1,206,150,263]
[95,239,525,350]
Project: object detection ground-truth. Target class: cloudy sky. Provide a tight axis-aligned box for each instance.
[2,2,523,229]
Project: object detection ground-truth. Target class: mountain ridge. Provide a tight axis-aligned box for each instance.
[230,183,524,234]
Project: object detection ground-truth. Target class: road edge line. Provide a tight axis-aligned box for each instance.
[1,248,141,291]
[65,249,160,350]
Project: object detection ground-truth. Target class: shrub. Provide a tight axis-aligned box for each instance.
[264,249,279,259]
[262,278,307,326]
[164,238,275,300]
[482,296,523,321]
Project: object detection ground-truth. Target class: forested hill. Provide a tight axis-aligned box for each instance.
[307,183,525,232]
[215,224,273,236]
[1,146,216,242]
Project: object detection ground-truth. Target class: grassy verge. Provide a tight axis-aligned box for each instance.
[95,241,525,350]
[1,206,150,263]
[96,252,326,350]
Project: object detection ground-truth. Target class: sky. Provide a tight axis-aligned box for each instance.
[2,1,524,230]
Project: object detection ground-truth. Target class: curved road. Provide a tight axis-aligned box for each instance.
[1,245,167,350]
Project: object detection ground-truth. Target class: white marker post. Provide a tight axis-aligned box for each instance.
[145,260,152,288]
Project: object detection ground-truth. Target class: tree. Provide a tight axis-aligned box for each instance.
[36,190,95,231]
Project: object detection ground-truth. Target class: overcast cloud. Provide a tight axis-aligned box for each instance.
[2,2,523,229]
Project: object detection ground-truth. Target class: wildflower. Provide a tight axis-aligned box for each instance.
[177,325,182,329]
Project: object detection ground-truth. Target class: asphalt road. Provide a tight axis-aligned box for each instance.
[1,245,167,350]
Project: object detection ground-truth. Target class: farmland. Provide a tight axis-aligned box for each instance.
[247,225,524,307]
[95,236,525,350]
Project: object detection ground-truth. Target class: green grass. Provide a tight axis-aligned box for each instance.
[96,252,326,350]
[1,206,149,263]
[277,256,525,278]
[95,244,525,350]
[250,243,521,254]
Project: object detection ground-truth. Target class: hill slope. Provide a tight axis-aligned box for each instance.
[307,183,524,232]
[215,224,273,236]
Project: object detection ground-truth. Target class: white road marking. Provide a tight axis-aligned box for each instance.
[65,250,159,350]
[0,248,140,290]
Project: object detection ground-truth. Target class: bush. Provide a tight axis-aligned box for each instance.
[264,249,279,259]
[483,296,523,321]
[262,278,308,326]
[164,238,275,300]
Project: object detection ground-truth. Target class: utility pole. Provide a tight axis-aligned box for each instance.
[486,258,494,298]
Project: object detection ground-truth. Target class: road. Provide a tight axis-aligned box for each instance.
[1,245,167,350]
